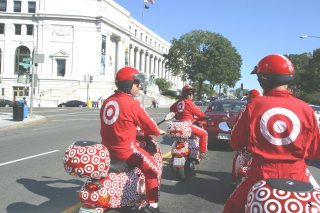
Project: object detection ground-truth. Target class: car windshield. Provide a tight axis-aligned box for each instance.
[209,102,245,113]
[311,105,320,113]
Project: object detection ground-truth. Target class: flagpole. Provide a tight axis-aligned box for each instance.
[142,0,145,24]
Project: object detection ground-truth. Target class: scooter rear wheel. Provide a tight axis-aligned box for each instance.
[106,207,137,213]
[172,166,187,180]
[106,210,121,213]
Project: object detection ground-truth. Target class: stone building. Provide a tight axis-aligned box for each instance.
[0,0,183,106]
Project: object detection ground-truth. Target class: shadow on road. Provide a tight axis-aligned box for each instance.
[208,140,233,152]
[6,176,83,213]
[161,167,233,205]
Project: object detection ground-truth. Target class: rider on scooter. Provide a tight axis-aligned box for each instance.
[100,66,164,213]
[231,89,262,183]
[223,54,320,213]
[169,85,208,159]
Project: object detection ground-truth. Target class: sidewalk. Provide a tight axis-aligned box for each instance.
[0,112,47,131]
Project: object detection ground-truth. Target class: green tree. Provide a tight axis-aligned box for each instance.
[302,49,320,92]
[164,30,242,97]
[286,49,320,104]
[155,78,172,92]
[234,88,249,98]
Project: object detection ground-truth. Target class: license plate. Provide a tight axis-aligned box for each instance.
[173,157,186,166]
[217,133,230,140]
[79,207,98,213]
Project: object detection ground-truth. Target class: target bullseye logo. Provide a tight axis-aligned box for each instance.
[260,108,300,146]
[177,101,185,113]
[103,101,119,125]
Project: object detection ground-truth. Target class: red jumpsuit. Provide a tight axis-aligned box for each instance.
[170,98,208,153]
[223,89,320,213]
[100,91,161,203]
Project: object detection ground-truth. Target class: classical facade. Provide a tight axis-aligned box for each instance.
[0,0,183,106]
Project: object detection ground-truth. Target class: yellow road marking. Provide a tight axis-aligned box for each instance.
[61,202,82,213]
[61,151,172,213]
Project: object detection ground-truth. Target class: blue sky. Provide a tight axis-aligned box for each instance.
[115,0,320,90]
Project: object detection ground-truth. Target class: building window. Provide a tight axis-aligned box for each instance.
[134,29,137,37]
[0,23,4,34]
[26,25,33,35]
[14,46,31,75]
[28,1,36,13]
[0,0,7,12]
[13,86,29,98]
[13,1,21,12]
[57,59,66,77]
[15,24,21,35]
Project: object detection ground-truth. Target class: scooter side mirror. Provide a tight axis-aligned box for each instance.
[218,121,231,132]
[164,112,175,121]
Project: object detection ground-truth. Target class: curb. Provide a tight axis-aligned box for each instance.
[0,115,48,132]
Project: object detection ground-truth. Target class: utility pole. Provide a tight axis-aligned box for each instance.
[85,74,93,104]
[29,51,44,116]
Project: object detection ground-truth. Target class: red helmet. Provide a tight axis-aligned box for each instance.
[251,54,294,83]
[181,85,194,96]
[248,89,262,99]
[115,66,145,92]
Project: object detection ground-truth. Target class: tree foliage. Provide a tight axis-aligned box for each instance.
[164,30,242,96]
[286,49,320,104]
[155,78,172,92]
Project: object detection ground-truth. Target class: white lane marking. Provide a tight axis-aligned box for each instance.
[50,119,100,121]
[0,150,59,167]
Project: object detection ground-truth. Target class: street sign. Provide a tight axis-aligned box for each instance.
[33,54,45,63]
[22,57,32,62]
[19,62,32,69]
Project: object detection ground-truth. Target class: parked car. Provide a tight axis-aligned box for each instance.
[0,98,13,107]
[310,104,320,125]
[58,100,87,107]
[203,99,246,141]
[194,100,204,106]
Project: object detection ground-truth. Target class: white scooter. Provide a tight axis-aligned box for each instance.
[219,121,320,212]
[63,112,175,213]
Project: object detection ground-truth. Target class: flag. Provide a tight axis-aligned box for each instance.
[144,0,155,4]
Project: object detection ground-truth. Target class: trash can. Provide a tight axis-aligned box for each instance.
[13,102,24,121]
[23,103,28,118]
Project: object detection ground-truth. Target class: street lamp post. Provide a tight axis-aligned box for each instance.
[300,35,320,39]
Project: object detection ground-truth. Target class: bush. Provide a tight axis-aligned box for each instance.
[161,90,179,99]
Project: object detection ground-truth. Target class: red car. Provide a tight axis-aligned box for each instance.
[203,99,246,141]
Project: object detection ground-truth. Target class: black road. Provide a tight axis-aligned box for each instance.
[0,107,318,213]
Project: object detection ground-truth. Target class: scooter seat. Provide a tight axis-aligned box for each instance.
[266,178,313,193]
[109,159,134,173]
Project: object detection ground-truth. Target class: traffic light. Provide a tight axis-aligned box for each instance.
[90,75,93,83]
[241,83,243,90]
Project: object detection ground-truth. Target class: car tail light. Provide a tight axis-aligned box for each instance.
[176,142,186,149]
[85,181,102,191]
[208,121,215,126]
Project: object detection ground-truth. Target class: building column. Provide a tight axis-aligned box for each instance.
[129,44,134,67]
[150,55,154,74]
[161,61,165,78]
[145,51,150,75]
[154,56,158,77]
[140,50,145,73]
[134,47,138,68]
